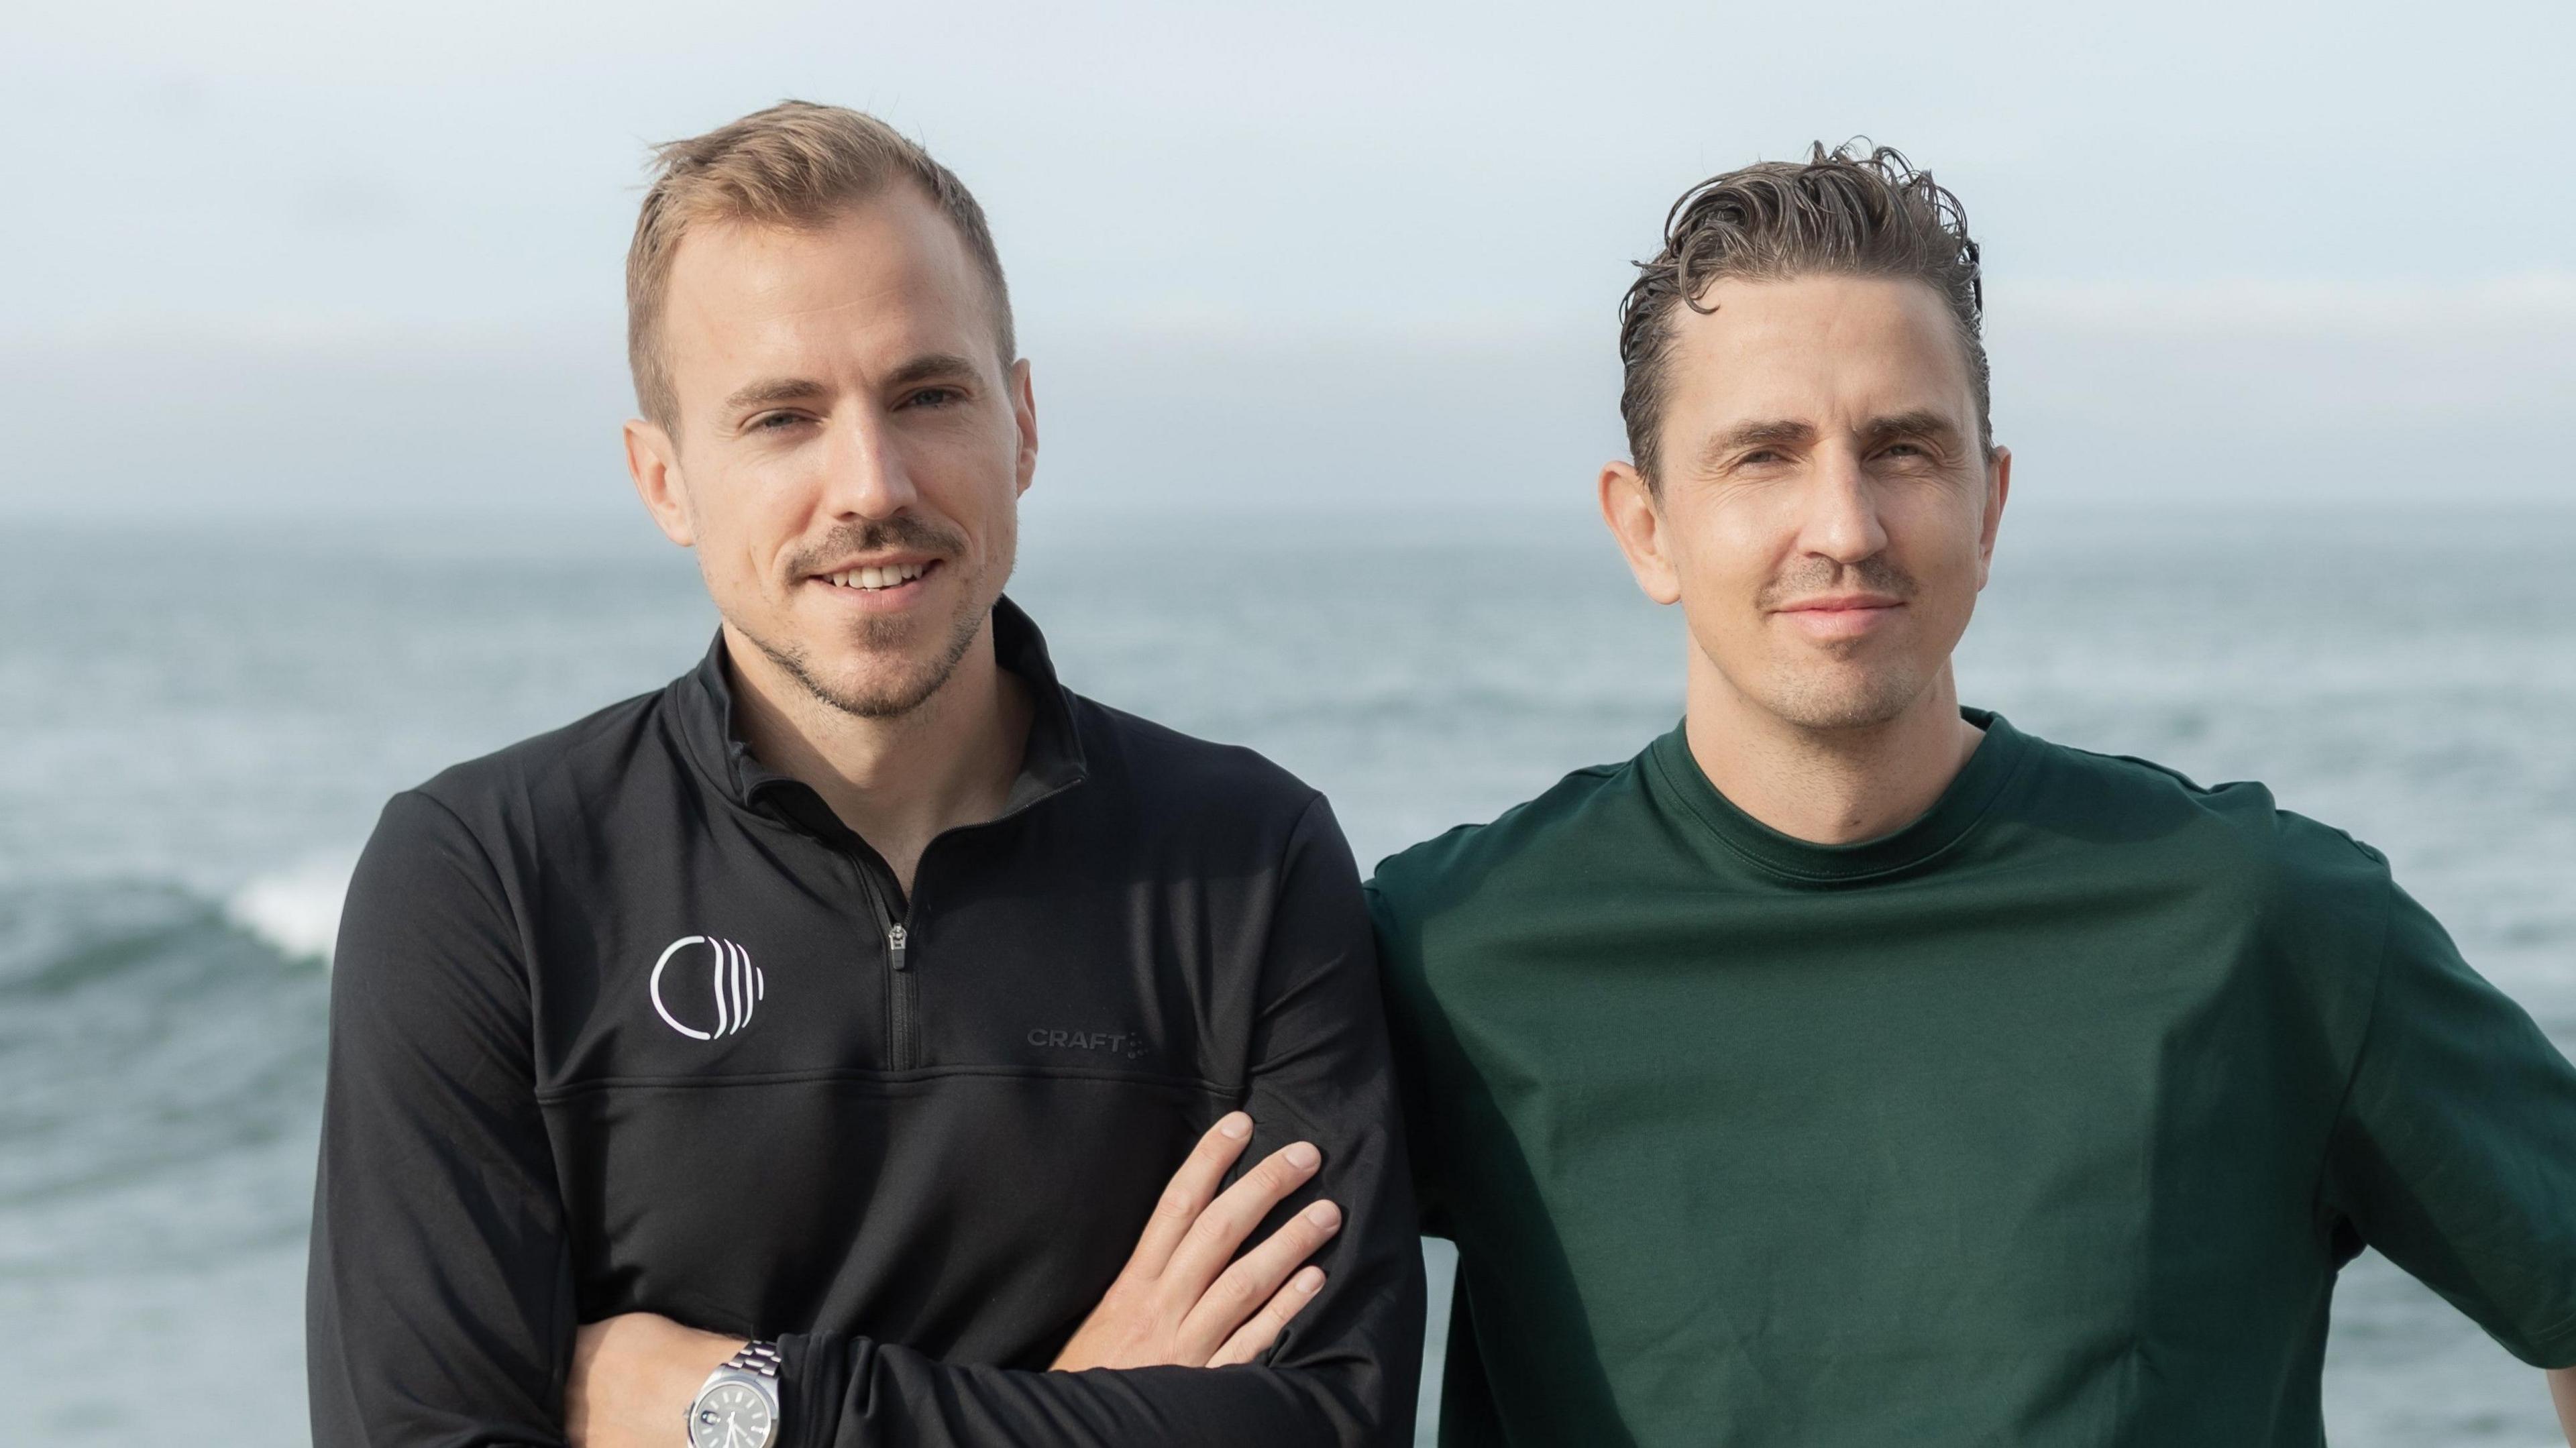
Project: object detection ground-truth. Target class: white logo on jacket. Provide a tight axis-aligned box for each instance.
[650,936,764,1040]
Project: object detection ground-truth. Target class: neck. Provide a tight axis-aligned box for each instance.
[1683,655,1984,846]
[722,614,1032,893]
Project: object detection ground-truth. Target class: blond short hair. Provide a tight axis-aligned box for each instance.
[625,100,1014,431]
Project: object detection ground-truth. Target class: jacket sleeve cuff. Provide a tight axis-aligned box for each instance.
[774,1330,853,1448]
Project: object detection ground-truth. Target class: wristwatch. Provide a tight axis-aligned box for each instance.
[686,1340,783,1448]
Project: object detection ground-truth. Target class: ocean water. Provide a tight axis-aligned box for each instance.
[5,504,2573,1445]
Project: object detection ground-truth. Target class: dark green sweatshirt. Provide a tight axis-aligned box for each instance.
[1369,710,2576,1446]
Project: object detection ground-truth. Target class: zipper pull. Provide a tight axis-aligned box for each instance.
[888,924,910,971]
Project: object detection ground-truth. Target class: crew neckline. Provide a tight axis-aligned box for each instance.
[1644,708,2033,886]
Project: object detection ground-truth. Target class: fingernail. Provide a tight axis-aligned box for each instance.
[1295,1266,1325,1294]
[1305,1200,1342,1229]
[1218,1113,1251,1139]
[1285,1141,1321,1170]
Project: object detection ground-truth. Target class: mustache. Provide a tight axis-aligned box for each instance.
[788,516,966,574]
[1756,555,1918,611]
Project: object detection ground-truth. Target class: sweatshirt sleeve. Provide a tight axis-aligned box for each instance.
[307,789,578,1447]
[1363,871,1454,1243]
[2322,873,2576,1369]
[775,793,1427,1447]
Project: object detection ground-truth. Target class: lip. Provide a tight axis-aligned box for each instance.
[805,556,944,612]
[1772,594,1905,640]
[806,552,940,579]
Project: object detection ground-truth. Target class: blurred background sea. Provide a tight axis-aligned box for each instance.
[5,501,2573,1445]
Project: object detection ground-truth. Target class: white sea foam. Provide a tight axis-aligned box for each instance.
[223,854,357,966]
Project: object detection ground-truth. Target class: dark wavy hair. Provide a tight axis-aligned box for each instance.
[1617,142,1989,485]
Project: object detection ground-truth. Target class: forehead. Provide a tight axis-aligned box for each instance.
[1662,274,1972,429]
[659,190,1000,392]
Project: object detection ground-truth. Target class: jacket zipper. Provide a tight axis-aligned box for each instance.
[854,761,1087,1074]
[885,920,916,1070]
[849,859,919,1072]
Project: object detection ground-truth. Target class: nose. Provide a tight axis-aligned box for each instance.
[818,412,919,520]
[1796,445,1889,567]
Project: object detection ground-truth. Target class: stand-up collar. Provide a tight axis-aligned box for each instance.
[672,594,1089,824]
[1645,707,2033,886]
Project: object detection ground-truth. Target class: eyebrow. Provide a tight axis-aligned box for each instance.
[880,352,983,390]
[1855,409,1964,450]
[1692,410,1967,474]
[716,353,986,418]
[720,376,829,415]
[1694,419,1817,474]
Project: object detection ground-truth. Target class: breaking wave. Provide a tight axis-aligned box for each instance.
[223,854,357,966]
[0,875,331,1273]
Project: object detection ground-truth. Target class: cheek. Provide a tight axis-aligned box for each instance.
[691,463,810,600]
[1670,498,1785,618]
[910,428,1022,542]
[1887,498,1990,622]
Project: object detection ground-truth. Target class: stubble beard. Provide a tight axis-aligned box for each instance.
[739,514,1013,721]
[1745,554,1930,733]
[753,602,989,720]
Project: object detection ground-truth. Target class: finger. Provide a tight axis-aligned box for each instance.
[1125,1112,1256,1276]
[1164,1139,1324,1294]
[1208,1266,1328,1367]
[1181,1196,1342,1357]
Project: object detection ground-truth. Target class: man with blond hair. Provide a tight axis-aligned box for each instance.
[308,102,1419,1448]
[1370,144,2576,1444]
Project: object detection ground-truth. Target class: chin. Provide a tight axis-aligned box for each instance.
[1759,666,1928,733]
[730,610,983,722]
[795,649,961,720]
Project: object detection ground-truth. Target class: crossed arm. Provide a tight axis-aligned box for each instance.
[566,1111,1348,1447]
[312,789,1419,1448]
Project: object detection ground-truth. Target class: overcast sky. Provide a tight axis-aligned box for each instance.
[7,0,2571,525]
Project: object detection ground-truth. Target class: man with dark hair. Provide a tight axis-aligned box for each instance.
[307,101,1421,1448]
[1370,144,2576,1444]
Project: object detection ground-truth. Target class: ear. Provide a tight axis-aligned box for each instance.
[1599,459,1682,606]
[1009,357,1038,499]
[1974,444,2011,591]
[625,417,695,548]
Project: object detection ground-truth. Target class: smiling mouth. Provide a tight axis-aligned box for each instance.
[816,560,936,592]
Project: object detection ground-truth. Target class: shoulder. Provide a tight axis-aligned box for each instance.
[1059,697,1376,946]
[2012,730,2394,926]
[407,687,676,837]
[1068,692,1327,837]
[356,686,687,926]
[2025,733,2384,860]
[1366,753,1640,955]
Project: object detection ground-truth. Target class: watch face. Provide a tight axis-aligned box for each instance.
[689,1378,774,1448]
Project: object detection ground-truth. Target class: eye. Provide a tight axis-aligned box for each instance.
[749,412,809,432]
[1740,449,1783,465]
[902,386,965,410]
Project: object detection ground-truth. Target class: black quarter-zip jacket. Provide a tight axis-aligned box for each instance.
[307,598,1424,1447]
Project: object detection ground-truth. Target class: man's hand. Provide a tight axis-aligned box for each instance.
[567,1313,745,1448]
[1051,1111,1342,1371]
